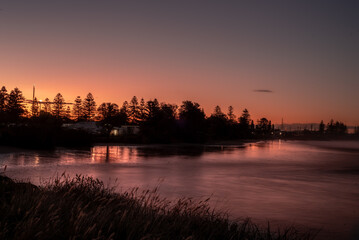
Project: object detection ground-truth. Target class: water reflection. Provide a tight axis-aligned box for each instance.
[89,144,242,163]
[1,141,359,240]
[91,145,140,163]
[137,145,206,158]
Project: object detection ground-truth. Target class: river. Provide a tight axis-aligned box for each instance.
[1,140,359,240]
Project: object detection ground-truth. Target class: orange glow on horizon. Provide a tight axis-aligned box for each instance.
[1,1,358,126]
[8,82,357,126]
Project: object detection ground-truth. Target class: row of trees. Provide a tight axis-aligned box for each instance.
[31,93,97,121]
[319,120,348,135]
[0,86,99,122]
[0,85,354,143]
[0,86,264,142]
[0,87,26,122]
[0,86,253,126]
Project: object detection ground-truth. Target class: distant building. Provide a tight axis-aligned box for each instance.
[110,125,140,136]
[62,122,102,134]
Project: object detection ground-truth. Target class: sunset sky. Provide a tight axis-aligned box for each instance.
[0,1,358,125]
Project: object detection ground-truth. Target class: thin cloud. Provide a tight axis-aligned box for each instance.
[253,89,273,93]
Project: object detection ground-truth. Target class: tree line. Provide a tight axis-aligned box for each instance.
[0,85,354,144]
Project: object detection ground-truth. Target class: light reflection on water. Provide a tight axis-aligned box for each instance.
[1,140,359,240]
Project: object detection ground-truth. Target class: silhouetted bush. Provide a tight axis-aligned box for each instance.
[0,175,318,240]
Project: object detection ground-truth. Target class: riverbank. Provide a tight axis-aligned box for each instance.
[1,123,357,150]
[0,174,317,240]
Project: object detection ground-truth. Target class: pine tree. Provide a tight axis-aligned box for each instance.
[139,98,147,122]
[211,105,227,120]
[129,96,140,124]
[44,98,51,113]
[319,120,325,134]
[97,102,119,121]
[0,86,8,113]
[82,93,96,121]
[239,109,250,127]
[52,93,65,118]
[65,106,71,119]
[227,106,236,123]
[7,87,25,121]
[73,96,82,121]
[119,101,129,124]
[31,97,39,116]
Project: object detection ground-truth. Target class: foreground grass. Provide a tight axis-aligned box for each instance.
[0,174,318,240]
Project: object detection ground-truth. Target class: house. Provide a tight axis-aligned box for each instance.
[62,122,102,134]
[110,125,140,136]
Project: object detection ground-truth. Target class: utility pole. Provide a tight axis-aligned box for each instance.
[32,85,36,116]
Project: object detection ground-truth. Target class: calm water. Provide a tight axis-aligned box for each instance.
[1,140,359,240]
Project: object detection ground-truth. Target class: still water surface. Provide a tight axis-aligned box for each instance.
[1,140,359,240]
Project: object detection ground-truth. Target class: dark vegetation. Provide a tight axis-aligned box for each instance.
[0,86,356,148]
[0,174,318,240]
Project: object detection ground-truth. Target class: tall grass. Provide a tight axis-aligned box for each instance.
[0,174,318,240]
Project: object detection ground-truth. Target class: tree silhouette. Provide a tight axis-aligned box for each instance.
[52,93,65,118]
[139,98,147,122]
[98,102,119,121]
[239,109,250,127]
[237,109,251,138]
[179,101,205,120]
[97,102,120,135]
[269,120,273,131]
[355,126,359,135]
[65,106,72,120]
[73,96,83,122]
[208,106,229,140]
[257,118,269,128]
[140,100,177,143]
[82,93,96,121]
[118,101,129,125]
[256,117,271,135]
[326,119,347,134]
[212,106,227,119]
[129,96,140,124]
[157,102,178,141]
[227,106,236,123]
[31,97,39,116]
[144,99,161,123]
[179,101,206,142]
[6,88,25,122]
[161,103,177,119]
[250,120,255,131]
[44,98,51,113]
[0,86,8,114]
[319,120,325,134]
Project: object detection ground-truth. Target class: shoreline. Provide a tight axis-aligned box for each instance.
[1,137,358,153]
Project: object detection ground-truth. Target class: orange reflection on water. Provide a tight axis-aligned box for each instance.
[91,146,139,163]
[34,155,40,165]
[243,140,283,159]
